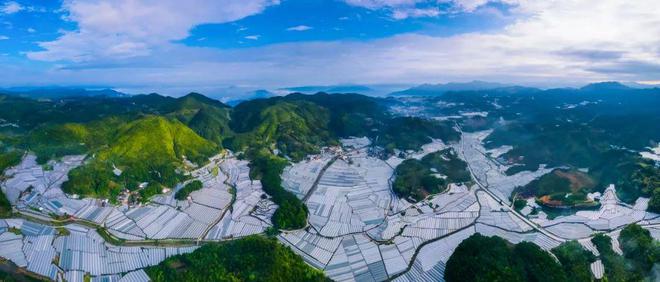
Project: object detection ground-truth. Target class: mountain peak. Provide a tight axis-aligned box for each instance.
[390,81,512,96]
[179,92,229,108]
[580,81,631,92]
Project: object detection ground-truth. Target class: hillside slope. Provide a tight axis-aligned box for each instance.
[62,116,218,199]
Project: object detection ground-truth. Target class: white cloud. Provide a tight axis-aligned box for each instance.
[26,27,35,33]
[0,35,8,40]
[244,35,260,40]
[27,0,279,62]
[344,0,424,10]
[1,1,22,14]
[391,7,440,19]
[286,25,312,31]
[8,0,660,95]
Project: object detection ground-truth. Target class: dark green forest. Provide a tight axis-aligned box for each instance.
[145,235,328,282]
[393,148,471,201]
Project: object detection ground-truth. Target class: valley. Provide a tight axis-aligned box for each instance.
[0,87,657,281]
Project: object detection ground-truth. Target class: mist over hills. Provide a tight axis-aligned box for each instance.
[0,87,129,100]
[4,81,657,103]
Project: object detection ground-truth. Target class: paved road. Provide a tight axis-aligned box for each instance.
[456,127,567,242]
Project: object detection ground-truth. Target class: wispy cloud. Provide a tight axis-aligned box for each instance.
[286,25,312,31]
[0,35,8,40]
[6,0,660,94]
[1,1,22,14]
[244,35,260,40]
[391,7,440,19]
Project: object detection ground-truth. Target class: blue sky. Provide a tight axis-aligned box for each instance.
[1,0,659,97]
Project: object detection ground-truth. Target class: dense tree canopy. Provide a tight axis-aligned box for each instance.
[618,224,660,277]
[551,240,596,282]
[248,149,307,230]
[446,233,600,282]
[445,234,567,282]
[174,180,204,200]
[393,148,471,202]
[145,235,328,282]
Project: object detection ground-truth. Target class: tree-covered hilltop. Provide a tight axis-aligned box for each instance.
[0,91,462,221]
[590,225,659,282]
[145,235,329,282]
[61,116,218,199]
[445,233,571,282]
[0,92,230,201]
[550,241,597,282]
[446,225,659,282]
[225,93,461,229]
[228,100,334,162]
[228,93,460,161]
[618,224,660,279]
[174,180,203,200]
[393,148,471,202]
[515,169,599,209]
[419,86,660,210]
[247,149,308,230]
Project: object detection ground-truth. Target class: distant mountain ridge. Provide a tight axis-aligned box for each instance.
[390,81,513,96]
[579,81,633,92]
[391,81,660,97]
[282,85,374,94]
[226,89,276,106]
[0,87,129,99]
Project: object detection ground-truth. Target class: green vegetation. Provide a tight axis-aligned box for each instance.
[618,224,660,278]
[249,150,307,230]
[139,182,163,203]
[61,116,218,199]
[591,233,631,281]
[393,159,444,202]
[378,117,459,154]
[514,242,567,282]
[445,233,567,282]
[551,241,596,282]
[0,188,12,218]
[55,227,71,236]
[228,100,333,161]
[438,86,660,206]
[0,150,23,174]
[145,235,328,282]
[634,160,660,213]
[0,149,21,218]
[516,169,598,208]
[228,93,459,161]
[0,92,461,226]
[393,149,471,202]
[174,180,203,200]
[0,268,44,282]
[587,225,660,281]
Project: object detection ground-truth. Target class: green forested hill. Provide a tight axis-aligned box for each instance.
[226,93,460,229]
[228,100,333,161]
[61,116,218,199]
[0,91,461,218]
[228,93,459,160]
[393,148,471,202]
[168,93,233,145]
[145,235,328,282]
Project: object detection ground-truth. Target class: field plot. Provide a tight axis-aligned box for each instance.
[1,128,658,281]
[305,153,393,237]
[0,219,197,280]
[0,152,274,280]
